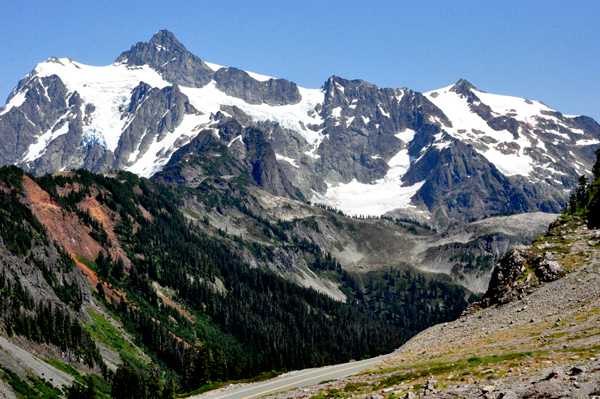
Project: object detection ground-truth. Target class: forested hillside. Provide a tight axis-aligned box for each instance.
[0,165,473,398]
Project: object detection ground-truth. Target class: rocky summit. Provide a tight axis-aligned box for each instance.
[1,30,599,225]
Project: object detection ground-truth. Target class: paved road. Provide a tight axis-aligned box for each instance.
[191,354,390,399]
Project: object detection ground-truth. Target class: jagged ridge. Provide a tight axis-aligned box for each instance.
[0,30,598,224]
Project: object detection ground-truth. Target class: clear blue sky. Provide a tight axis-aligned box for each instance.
[1,0,599,121]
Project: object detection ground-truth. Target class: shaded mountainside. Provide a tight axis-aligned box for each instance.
[154,118,304,201]
[150,135,555,294]
[1,30,598,224]
[0,165,475,398]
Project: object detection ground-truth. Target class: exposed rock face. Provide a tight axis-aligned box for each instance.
[114,82,198,168]
[0,74,71,166]
[477,248,526,308]
[244,127,304,199]
[314,76,450,186]
[214,67,302,106]
[115,29,215,88]
[403,140,563,221]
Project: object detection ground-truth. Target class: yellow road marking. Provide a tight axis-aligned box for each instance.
[239,359,382,399]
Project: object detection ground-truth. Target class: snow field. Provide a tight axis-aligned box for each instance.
[312,129,423,217]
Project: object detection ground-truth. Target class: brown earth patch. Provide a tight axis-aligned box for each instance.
[20,177,129,309]
[77,194,131,269]
[56,182,84,196]
[20,176,191,348]
[154,287,195,323]
[137,204,152,221]
[132,185,143,196]
[21,175,102,262]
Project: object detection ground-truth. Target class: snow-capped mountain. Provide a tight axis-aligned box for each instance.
[1,30,599,223]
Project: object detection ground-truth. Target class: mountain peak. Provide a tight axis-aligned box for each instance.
[148,29,184,51]
[114,30,214,88]
[116,30,187,64]
[450,78,476,96]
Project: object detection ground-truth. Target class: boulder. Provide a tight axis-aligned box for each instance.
[476,248,526,308]
[545,366,564,380]
[535,252,563,282]
[482,385,496,394]
[570,365,586,375]
[426,379,437,391]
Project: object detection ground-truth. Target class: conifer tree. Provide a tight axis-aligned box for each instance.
[111,363,143,399]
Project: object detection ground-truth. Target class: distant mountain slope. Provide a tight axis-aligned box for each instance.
[2,30,599,222]
[151,132,557,293]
